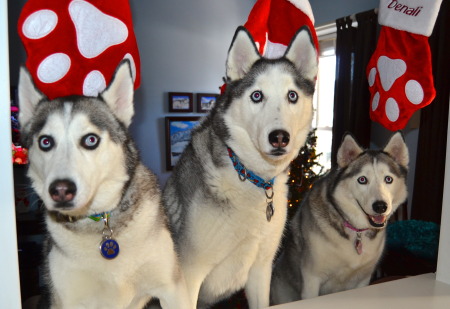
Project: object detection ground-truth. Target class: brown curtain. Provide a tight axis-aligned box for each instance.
[411,0,450,224]
[331,10,378,166]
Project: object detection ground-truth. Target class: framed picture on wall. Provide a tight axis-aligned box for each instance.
[168,92,193,113]
[165,116,201,170]
[196,93,218,113]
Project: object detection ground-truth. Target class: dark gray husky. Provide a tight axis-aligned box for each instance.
[271,132,409,305]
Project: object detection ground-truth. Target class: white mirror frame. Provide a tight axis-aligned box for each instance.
[0,3,448,307]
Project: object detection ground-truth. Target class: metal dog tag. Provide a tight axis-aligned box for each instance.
[99,237,120,259]
[355,232,363,255]
[266,201,274,222]
[98,215,120,259]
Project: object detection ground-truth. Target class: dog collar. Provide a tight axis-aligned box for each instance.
[88,211,111,222]
[88,212,120,259]
[344,221,369,233]
[227,146,275,222]
[344,221,368,255]
[227,147,275,190]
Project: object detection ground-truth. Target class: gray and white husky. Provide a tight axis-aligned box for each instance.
[270,132,409,305]
[162,25,318,309]
[18,60,191,309]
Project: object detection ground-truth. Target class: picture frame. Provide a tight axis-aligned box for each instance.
[168,92,193,113]
[196,93,218,113]
[165,116,201,170]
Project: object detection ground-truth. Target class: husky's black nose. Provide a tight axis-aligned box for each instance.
[49,179,77,204]
[269,130,290,148]
[372,201,388,214]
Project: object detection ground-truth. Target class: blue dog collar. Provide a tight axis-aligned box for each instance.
[227,147,275,190]
[227,146,276,222]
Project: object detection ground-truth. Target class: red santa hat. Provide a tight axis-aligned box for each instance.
[18,0,141,100]
[244,0,319,59]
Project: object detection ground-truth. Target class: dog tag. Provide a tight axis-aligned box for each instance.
[266,201,274,222]
[99,237,120,259]
[355,232,363,255]
[355,239,363,255]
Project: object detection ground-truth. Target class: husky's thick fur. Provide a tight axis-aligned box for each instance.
[270,132,409,304]
[162,26,318,309]
[19,61,190,308]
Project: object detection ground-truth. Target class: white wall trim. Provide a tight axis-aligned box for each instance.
[0,0,22,307]
[436,93,450,285]
[316,22,337,37]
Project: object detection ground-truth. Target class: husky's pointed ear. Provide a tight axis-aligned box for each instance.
[284,26,318,82]
[337,133,364,168]
[18,66,45,127]
[383,131,409,168]
[226,26,261,81]
[101,60,134,127]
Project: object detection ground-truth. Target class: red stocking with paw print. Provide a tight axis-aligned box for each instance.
[366,0,442,131]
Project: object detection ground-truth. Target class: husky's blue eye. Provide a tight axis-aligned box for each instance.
[288,90,298,103]
[357,176,368,185]
[385,176,393,184]
[81,134,100,150]
[39,135,54,151]
[250,90,263,103]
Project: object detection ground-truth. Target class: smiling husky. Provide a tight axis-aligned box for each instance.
[271,132,409,304]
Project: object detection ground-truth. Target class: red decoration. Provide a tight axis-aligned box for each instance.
[18,0,141,100]
[244,0,319,59]
[366,0,442,131]
[12,144,28,165]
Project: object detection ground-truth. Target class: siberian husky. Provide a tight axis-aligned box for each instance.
[162,26,318,309]
[270,132,409,305]
[18,60,191,309]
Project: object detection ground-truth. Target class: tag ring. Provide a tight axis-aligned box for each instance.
[265,187,274,199]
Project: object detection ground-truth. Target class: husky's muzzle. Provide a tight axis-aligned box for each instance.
[368,200,388,228]
[49,179,77,208]
[269,129,290,156]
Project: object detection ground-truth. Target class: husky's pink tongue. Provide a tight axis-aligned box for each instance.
[370,215,386,224]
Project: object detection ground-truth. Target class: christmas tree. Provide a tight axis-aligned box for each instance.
[287,128,325,219]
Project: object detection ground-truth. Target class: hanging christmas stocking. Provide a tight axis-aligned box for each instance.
[366,0,442,131]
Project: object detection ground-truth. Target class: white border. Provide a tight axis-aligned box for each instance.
[0,0,22,307]
[436,94,450,285]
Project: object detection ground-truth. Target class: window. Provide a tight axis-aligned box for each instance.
[312,24,336,172]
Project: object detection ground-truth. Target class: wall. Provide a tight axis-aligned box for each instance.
[128,0,255,185]
[311,0,379,26]
[129,0,385,186]
[7,0,27,84]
